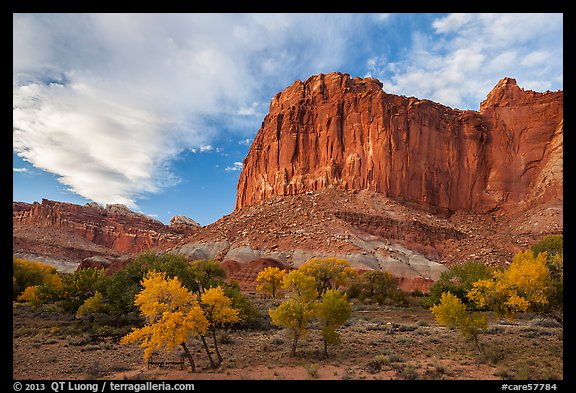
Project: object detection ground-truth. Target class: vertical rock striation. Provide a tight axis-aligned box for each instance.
[236,73,562,215]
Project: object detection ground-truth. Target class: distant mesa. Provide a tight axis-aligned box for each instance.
[13,198,199,262]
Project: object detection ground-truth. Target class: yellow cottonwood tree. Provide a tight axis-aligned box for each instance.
[200,286,240,366]
[269,270,317,355]
[256,266,287,298]
[315,289,352,357]
[121,271,209,372]
[431,292,487,356]
[299,258,356,298]
[467,250,551,320]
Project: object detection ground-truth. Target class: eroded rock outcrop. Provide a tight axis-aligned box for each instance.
[169,215,201,230]
[236,73,563,215]
[13,199,198,255]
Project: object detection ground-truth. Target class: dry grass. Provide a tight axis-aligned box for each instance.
[13,301,563,380]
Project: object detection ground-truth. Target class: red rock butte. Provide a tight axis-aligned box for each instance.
[236,72,563,216]
[13,199,198,255]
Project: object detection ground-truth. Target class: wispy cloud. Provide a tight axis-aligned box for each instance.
[225,162,243,172]
[13,167,29,173]
[238,138,253,146]
[368,13,563,109]
[190,145,213,153]
[13,13,361,207]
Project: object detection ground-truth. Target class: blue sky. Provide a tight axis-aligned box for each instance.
[13,13,563,225]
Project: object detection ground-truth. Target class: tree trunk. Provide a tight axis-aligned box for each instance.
[200,334,217,368]
[323,338,329,358]
[291,332,299,356]
[211,328,223,365]
[473,334,482,364]
[180,342,196,373]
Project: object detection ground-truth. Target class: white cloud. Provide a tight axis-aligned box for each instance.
[238,138,253,146]
[190,145,213,153]
[377,13,562,109]
[431,13,472,33]
[13,167,29,173]
[374,14,392,22]
[225,162,243,172]
[13,13,360,207]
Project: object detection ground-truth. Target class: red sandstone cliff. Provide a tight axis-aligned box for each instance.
[236,73,563,215]
[13,199,198,255]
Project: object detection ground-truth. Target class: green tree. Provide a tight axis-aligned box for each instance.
[431,292,487,356]
[189,259,227,293]
[530,235,563,325]
[530,234,563,258]
[426,261,492,308]
[76,291,104,318]
[315,289,352,357]
[222,281,260,327]
[347,270,399,305]
[57,268,107,312]
[103,251,197,315]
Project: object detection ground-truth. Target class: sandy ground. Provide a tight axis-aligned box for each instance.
[13,303,562,381]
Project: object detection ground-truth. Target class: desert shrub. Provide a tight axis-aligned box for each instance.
[484,326,505,334]
[433,362,447,375]
[480,345,507,365]
[305,362,319,379]
[398,325,418,332]
[396,365,419,380]
[426,261,492,309]
[388,353,406,363]
[514,363,532,380]
[494,368,511,379]
[366,355,391,374]
[530,234,563,258]
[216,331,234,345]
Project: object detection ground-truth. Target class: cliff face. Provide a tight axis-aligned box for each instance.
[236,73,563,214]
[13,199,197,254]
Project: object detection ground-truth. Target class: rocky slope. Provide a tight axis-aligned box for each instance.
[171,188,562,291]
[13,199,198,265]
[236,73,563,216]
